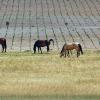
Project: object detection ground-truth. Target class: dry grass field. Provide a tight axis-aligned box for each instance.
[0,50,100,99]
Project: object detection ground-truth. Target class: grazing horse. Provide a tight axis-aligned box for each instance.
[60,42,83,57]
[0,38,7,52]
[33,39,54,54]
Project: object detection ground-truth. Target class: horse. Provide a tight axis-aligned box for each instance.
[60,42,83,57]
[0,38,7,52]
[33,39,54,54]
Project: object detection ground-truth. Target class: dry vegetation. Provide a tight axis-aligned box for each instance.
[0,50,100,99]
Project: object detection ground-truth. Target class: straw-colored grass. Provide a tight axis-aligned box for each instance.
[0,50,100,99]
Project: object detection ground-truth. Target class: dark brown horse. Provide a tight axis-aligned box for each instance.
[33,39,54,54]
[60,43,83,57]
[0,38,7,52]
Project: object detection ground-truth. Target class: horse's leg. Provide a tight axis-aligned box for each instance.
[37,47,39,53]
[77,51,79,57]
[79,51,80,56]
[77,49,81,57]
[67,50,70,57]
[47,45,49,52]
[4,48,6,52]
[65,51,66,58]
[70,50,72,55]
[78,52,80,57]
[34,49,36,54]
[4,46,6,52]
[77,52,78,57]
[40,47,42,54]
[2,45,4,53]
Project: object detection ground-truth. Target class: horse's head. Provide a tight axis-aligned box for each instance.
[60,44,67,58]
[60,49,64,58]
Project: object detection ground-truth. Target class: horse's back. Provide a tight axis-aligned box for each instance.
[34,40,47,47]
[0,38,6,40]
[63,43,78,50]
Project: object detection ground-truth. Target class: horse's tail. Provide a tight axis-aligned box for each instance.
[33,42,37,54]
[49,39,54,46]
[4,39,7,49]
[78,44,83,54]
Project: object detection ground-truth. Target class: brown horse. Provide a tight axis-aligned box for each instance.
[60,43,83,57]
[33,39,54,54]
[0,38,7,52]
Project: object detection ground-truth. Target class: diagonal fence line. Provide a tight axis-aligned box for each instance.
[46,0,59,50]
[83,0,100,40]
[57,0,87,49]
[90,0,100,19]
[79,0,100,47]
[79,0,97,26]
[5,0,15,38]
[35,0,40,40]
[57,0,75,42]
[28,0,32,50]
[73,0,99,48]
[85,0,100,24]
[69,0,97,49]
[0,0,4,33]
[51,0,66,43]
[0,0,3,10]
[0,0,3,33]
[88,0,100,39]
[41,0,48,40]
[79,0,96,25]
[11,0,20,49]
[20,0,26,51]
[0,0,9,31]
[62,0,87,49]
